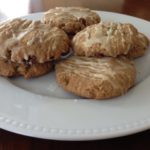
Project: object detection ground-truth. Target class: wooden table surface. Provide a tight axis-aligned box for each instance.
[0,0,150,149]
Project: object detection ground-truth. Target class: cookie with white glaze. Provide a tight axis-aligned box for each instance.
[43,7,100,35]
[0,18,70,64]
[72,22,138,57]
[55,56,136,99]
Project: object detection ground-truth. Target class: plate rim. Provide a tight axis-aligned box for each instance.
[0,113,150,141]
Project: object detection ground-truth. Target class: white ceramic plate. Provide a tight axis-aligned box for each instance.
[0,11,150,141]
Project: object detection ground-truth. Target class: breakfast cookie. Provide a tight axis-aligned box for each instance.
[0,59,53,79]
[0,18,70,64]
[43,7,100,35]
[56,56,136,99]
[72,22,138,57]
[0,18,70,78]
[126,33,149,59]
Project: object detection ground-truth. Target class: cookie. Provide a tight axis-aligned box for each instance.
[72,22,138,57]
[43,7,100,35]
[126,33,149,59]
[56,56,136,99]
[0,59,53,79]
[0,18,70,64]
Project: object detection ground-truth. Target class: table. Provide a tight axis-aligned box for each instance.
[0,0,150,149]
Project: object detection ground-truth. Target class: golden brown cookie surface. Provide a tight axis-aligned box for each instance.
[43,7,100,34]
[0,18,70,64]
[72,22,138,57]
[126,33,149,59]
[0,59,53,79]
[56,56,136,99]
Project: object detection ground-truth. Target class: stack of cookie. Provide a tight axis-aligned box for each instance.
[43,7,149,99]
[0,19,69,78]
[0,7,149,100]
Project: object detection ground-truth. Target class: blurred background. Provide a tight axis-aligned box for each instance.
[0,0,150,21]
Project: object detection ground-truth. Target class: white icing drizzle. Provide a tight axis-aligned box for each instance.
[27,37,35,46]
[73,22,137,57]
[58,56,135,93]
[16,30,30,40]
[0,19,68,63]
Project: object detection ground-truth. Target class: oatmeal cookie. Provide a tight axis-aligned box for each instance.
[43,7,100,34]
[72,22,138,57]
[0,18,70,64]
[56,56,136,99]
